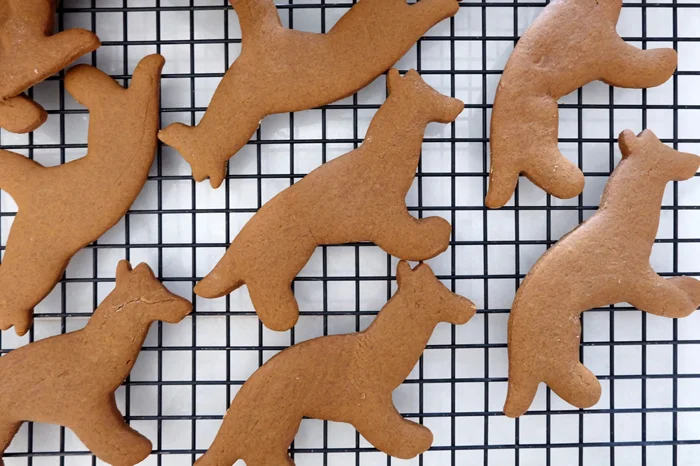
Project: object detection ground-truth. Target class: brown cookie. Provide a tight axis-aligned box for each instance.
[0,0,100,133]
[505,129,700,418]
[0,54,164,336]
[0,261,192,466]
[195,261,475,466]
[158,0,461,188]
[486,0,677,208]
[194,69,464,331]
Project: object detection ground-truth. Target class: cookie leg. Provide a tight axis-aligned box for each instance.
[0,215,69,335]
[372,209,451,261]
[602,39,677,89]
[409,0,460,21]
[194,446,241,466]
[0,419,22,466]
[0,96,47,134]
[247,279,300,331]
[0,149,43,204]
[245,450,295,466]
[158,67,264,188]
[668,276,700,307]
[545,362,601,410]
[490,94,584,203]
[523,151,585,201]
[193,410,245,466]
[485,162,520,209]
[71,398,152,466]
[503,366,541,418]
[531,315,601,410]
[158,117,257,189]
[0,261,36,338]
[625,270,700,318]
[65,64,126,107]
[353,399,433,459]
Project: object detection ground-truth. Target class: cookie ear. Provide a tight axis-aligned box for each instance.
[386,69,401,96]
[396,261,412,288]
[618,129,639,159]
[133,262,157,280]
[405,69,421,81]
[116,260,133,284]
[413,262,435,281]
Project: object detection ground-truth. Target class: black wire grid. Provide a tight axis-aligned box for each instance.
[1,0,699,465]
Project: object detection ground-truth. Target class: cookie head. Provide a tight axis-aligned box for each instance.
[619,129,700,181]
[386,69,464,124]
[114,261,192,324]
[396,261,476,325]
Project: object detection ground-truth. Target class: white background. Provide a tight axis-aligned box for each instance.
[1,0,700,465]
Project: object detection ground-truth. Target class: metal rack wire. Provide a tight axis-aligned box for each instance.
[1,0,699,465]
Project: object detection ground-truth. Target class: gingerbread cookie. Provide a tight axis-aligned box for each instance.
[0,261,191,466]
[195,69,463,331]
[505,130,700,417]
[159,0,461,188]
[196,261,475,466]
[0,54,164,336]
[486,0,677,208]
[0,0,100,133]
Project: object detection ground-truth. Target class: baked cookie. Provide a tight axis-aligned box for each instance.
[0,54,164,335]
[195,69,464,331]
[0,0,100,133]
[196,262,475,466]
[159,0,461,187]
[505,130,700,417]
[0,261,192,466]
[486,0,677,208]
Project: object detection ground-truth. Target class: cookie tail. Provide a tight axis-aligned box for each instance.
[0,29,100,100]
[194,252,244,299]
[159,122,228,189]
[231,0,283,44]
[128,54,165,97]
[602,40,677,89]
[0,95,47,134]
[41,28,101,71]
[0,148,42,202]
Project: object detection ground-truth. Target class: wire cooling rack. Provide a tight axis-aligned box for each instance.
[1,0,700,465]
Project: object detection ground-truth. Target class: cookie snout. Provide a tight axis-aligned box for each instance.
[441,97,465,123]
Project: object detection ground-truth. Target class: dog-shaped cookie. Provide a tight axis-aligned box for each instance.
[0,261,192,466]
[0,0,100,132]
[505,130,700,417]
[0,54,164,335]
[159,0,461,187]
[486,0,677,208]
[196,262,475,466]
[195,69,464,331]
